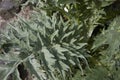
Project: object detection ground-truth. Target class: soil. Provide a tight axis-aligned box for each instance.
[0,0,31,32]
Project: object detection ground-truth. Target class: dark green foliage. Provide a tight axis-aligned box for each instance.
[0,0,120,80]
[0,9,88,80]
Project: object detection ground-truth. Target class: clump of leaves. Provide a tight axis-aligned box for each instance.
[88,16,120,80]
[71,13,120,80]
[0,9,89,80]
[0,0,119,80]
[93,16,120,61]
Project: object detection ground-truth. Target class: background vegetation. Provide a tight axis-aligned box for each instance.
[0,0,120,80]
